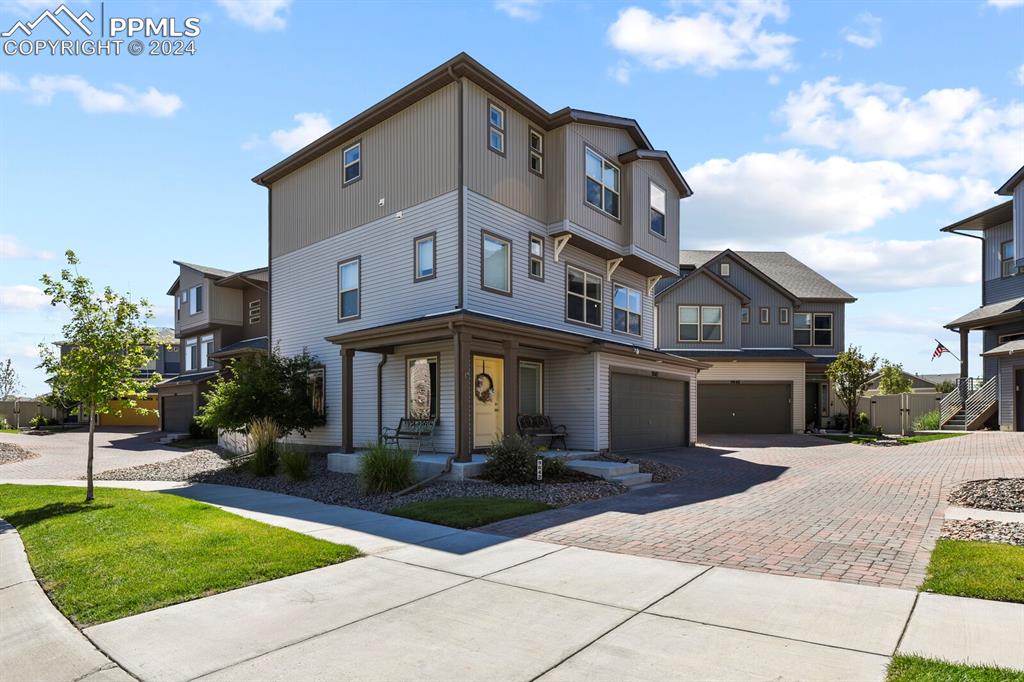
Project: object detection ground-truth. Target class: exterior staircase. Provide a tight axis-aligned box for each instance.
[566,459,653,488]
[940,376,998,431]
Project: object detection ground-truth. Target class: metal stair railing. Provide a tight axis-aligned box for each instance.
[939,377,983,425]
[964,376,999,428]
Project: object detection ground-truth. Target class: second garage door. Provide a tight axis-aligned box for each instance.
[698,382,792,434]
[161,395,194,433]
[610,373,688,452]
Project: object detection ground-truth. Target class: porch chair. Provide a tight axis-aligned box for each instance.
[381,416,439,456]
[516,414,568,450]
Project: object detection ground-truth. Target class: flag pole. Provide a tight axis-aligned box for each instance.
[935,339,960,362]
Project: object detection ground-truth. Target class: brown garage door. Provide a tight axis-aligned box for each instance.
[610,373,688,452]
[161,395,194,433]
[698,383,791,434]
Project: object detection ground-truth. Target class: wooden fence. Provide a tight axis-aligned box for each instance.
[0,400,63,428]
[857,393,944,435]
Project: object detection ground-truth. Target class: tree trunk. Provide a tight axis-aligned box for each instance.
[848,403,855,437]
[86,403,95,502]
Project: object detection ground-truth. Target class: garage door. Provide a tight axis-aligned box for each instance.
[161,395,194,433]
[610,373,688,452]
[698,383,791,434]
[98,398,160,427]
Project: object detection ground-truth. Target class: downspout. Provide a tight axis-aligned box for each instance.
[376,352,388,444]
[449,65,464,311]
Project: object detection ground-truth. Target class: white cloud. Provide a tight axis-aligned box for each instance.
[244,112,332,153]
[0,285,49,312]
[10,75,182,117]
[0,234,55,260]
[841,13,882,49]
[1017,64,1024,85]
[608,61,631,85]
[607,1,797,75]
[1,0,56,11]
[215,0,292,31]
[494,0,545,21]
[987,0,1024,8]
[778,77,1024,175]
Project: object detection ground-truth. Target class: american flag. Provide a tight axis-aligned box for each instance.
[932,342,951,361]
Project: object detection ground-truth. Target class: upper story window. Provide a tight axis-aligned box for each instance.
[566,265,602,327]
[487,101,506,155]
[1001,240,1016,277]
[407,356,438,419]
[759,307,770,324]
[613,284,642,336]
[185,337,197,371]
[585,147,620,219]
[337,257,361,320]
[248,299,262,325]
[794,312,833,347]
[649,182,666,237]
[343,142,361,185]
[529,128,544,176]
[779,307,790,325]
[414,233,436,281]
[308,367,326,416]
[189,285,203,315]
[678,305,722,342]
[529,234,544,281]
[481,232,511,294]
[199,334,214,368]
[740,306,750,324]
[719,262,730,277]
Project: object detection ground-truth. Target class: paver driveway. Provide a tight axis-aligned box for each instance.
[0,428,183,479]
[485,432,1024,589]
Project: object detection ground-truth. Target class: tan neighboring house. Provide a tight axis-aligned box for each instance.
[156,262,268,433]
[862,370,946,396]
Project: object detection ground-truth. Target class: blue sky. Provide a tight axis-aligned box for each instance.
[1,0,1022,395]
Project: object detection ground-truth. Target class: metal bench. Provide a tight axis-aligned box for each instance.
[517,414,568,450]
[381,417,438,456]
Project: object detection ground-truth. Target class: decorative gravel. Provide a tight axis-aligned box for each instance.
[94,449,626,513]
[599,453,683,483]
[948,478,1024,513]
[0,442,39,466]
[941,519,1024,546]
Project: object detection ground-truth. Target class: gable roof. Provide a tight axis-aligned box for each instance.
[174,261,235,280]
[673,250,856,302]
[997,164,1024,196]
[252,53,690,195]
[654,264,750,303]
[167,263,267,295]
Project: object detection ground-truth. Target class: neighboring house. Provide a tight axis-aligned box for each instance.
[255,52,707,459]
[156,261,268,432]
[862,370,945,396]
[654,250,856,434]
[941,164,1024,431]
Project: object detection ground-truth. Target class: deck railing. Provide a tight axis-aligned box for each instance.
[964,375,999,428]
[939,377,984,424]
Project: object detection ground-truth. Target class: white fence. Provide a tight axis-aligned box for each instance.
[0,400,63,427]
[857,393,944,435]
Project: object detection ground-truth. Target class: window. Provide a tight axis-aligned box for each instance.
[343,142,361,185]
[613,284,642,336]
[199,334,214,368]
[720,262,730,277]
[528,234,544,281]
[337,257,360,320]
[779,307,790,325]
[678,306,699,341]
[794,313,812,346]
[740,306,750,324]
[1001,240,1016,278]
[519,361,543,415]
[414,233,435,281]
[308,367,326,416]
[487,101,505,155]
[678,305,723,342]
[481,232,511,294]
[813,313,833,347]
[406,357,438,419]
[584,147,620,218]
[529,128,543,176]
[567,266,602,326]
[185,337,197,371]
[248,299,261,325]
[794,312,833,347]
[649,182,666,236]
[189,285,203,315]
[760,307,770,324]
[999,332,1024,343]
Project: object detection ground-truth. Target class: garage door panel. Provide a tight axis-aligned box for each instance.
[698,383,791,434]
[162,395,194,433]
[610,374,688,452]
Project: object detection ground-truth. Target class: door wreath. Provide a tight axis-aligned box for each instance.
[474,372,495,403]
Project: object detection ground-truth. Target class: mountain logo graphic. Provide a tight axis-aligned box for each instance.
[2,4,95,38]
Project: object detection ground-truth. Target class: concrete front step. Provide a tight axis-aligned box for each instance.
[567,459,639,479]
[611,472,654,487]
[158,433,187,444]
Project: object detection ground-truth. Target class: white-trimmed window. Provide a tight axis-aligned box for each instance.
[338,257,360,320]
[529,128,543,176]
[185,337,197,371]
[813,312,833,346]
[199,334,214,368]
[406,356,438,419]
[678,305,722,342]
[613,284,642,336]
[719,262,730,277]
[529,234,544,280]
[649,182,666,236]
[343,142,361,185]
[519,361,543,415]
[567,265,602,326]
[794,312,833,347]
[1001,240,1016,278]
[740,306,750,324]
[482,232,511,294]
[760,307,770,324]
[308,367,326,415]
[488,101,506,154]
[584,147,620,218]
[248,299,261,325]
[189,285,202,315]
[414,233,435,281]
[779,307,790,325]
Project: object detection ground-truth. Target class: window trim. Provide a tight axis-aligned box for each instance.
[518,359,544,415]
[759,307,770,325]
[248,298,262,325]
[794,312,834,347]
[487,99,506,157]
[677,304,723,343]
[740,306,750,325]
[528,127,544,178]
[648,180,667,239]
[565,263,603,329]
[199,333,214,369]
[779,307,790,325]
[337,256,362,322]
[184,337,197,372]
[583,145,621,221]
[342,140,362,187]
[528,233,545,282]
[1000,239,1016,278]
[480,231,512,296]
[719,262,730,277]
[308,366,326,416]
[611,282,643,338]
[404,354,439,420]
[413,231,437,282]
[189,285,203,315]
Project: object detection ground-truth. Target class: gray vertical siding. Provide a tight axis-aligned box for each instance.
[545,127,567,223]
[795,302,846,356]
[628,159,680,268]
[709,256,795,349]
[1014,184,1024,268]
[998,355,1024,429]
[982,222,1024,304]
[242,284,268,339]
[563,124,634,247]
[175,267,210,335]
[655,272,742,350]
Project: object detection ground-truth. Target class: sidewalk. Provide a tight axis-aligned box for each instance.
[3,479,1023,681]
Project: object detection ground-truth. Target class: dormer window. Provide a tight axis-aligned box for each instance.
[488,101,506,155]
[343,142,361,185]
[1001,240,1016,277]
[585,147,620,219]
[529,128,543,176]
[649,182,666,237]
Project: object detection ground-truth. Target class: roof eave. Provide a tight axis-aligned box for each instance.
[996,165,1024,196]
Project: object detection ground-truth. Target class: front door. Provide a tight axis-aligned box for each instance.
[473,355,504,448]
[1016,369,1024,432]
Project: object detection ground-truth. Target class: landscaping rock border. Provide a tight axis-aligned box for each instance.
[948,478,1024,513]
[941,519,1024,546]
[0,442,40,466]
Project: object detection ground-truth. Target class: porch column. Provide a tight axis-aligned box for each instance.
[453,331,473,463]
[503,339,519,438]
[959,328,969,379]
[341,347,354,454]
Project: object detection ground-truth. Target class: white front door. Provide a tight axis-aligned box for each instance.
[473,355,504,448]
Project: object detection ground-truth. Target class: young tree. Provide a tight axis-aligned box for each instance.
[37,251,161,501]
[878,361,913,395]
[934,379,957,394]
[0,358,21,399]
[826,346,879,436]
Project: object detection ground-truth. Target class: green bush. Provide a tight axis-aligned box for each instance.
[28,414,52,428]
[541,454,567,479]
[0,416,11,430]
[247,417,279,477]
[281,450,311,481]
[188,419,215,440]
[914,409,941,431]
[481,432,540,485]
[359,442,414,494]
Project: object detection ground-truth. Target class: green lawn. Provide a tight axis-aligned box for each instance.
[897,433,965,445]
[169,437,218,450]
[920,539,1024,603]
[818,434,882,445]
[389,496,552,529]
[0,484,359,626]
[0,428,19,433]
[888,655,1024,681]
[817,432,966,446]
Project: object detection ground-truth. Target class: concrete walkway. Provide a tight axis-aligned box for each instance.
[3,479,1023,681]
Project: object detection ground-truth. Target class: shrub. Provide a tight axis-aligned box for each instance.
[247,417,280,477]
[914,409,941,431]
[360,442,415,494]
[934,380,957,394]
[481,432,539,485]
[28,414,52,429]
[0,416,11,430]
[188,419,215,440]
[541,454,567,479]
[281,450,311,481]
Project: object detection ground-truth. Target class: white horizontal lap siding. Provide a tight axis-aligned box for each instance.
[272,191,459,448]
[596,353,698,451]
[544,353,597,450]
[698,361,806,433]
[372,342,455,452]
[464,191,655,347]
